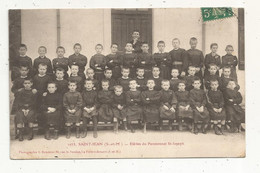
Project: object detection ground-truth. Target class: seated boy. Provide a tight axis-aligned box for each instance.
[81,79,98,138]
[141,79,161,132]
[86,68,100,91]
[125,80,143,133]
[190,79,210,134]
[159,80,177,130]
[41,82,62,140]
[184,66,200,91]
[112,85,127,133]
[207,80,226,135]
[54,68,69,95]
[14,79,37,141]
[220,66,240,91]
[63,81,83,138]
[97,80,113,123]
[204,63,221,90]
[175,81,193,131]
[224,80,245,133]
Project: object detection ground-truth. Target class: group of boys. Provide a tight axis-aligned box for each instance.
[11,31,245,141]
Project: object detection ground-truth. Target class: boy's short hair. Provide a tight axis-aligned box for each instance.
[178,80,186,85]
[132,30,139,34]
[225,45,234,50]
[190,37,197,42]
[56,46,65,53]
[121,67,130,72]
[192,77,201,84]
[73,43,82,48]
[129,79,137,83]
[171,68,179,72]
[86,68,94,73]
[85,79,93,84]
[136,67,144,72]
[223,66,231,71]
[101,79,109,85]
[38,63,47,68]
[47,82,57,87]
[188,66,196,70]
[227,79,236,85]
[19,44,27,50]
[71,64,79,68]
[157,40,165,45]
[68,80,77,85]
[114,85,123,91]
[210,79,219,84]
[152,66,160,71]
[95,44,103,49]
[146,79,155,83]
[20,65,29,70]
[141,42,149,46]
[209,63,218,68]
[55,67,65,73]
[23,78,33,83]
[172,38,180,43]
[161,80,170,85]
[125,42,133,46]
[110,43,118,48]
[38,46,47,52]
[210,43,218,49]
[104,68,112,73]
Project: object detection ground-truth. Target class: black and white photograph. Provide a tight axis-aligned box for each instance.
[8,8,245,159]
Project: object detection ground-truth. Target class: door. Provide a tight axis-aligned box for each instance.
[111,9,152,53]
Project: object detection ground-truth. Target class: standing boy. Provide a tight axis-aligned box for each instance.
[106,43,122,80]
[130,30,142,54]
[33,46,53,76]
[52,46,69,79]
[90,44,106,82]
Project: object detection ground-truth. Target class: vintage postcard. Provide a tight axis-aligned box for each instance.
[9,8,245,159]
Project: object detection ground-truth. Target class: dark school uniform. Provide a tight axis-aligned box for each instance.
[159,89,177,120]
[204,53,221,77]
[11,55,33,81]
[187,49,204,79]
[189,88,210,123]
[169,48,189,76]
[15,88,37,124]
[125,90,143,122]
[153,52,172,80]
[41,91,62,127]
[135,76,148,91]
[130,40,142,54]
[204,74,221,90]
[11,76,28,114]
[206,89,226,121]
[68,53,88,80]
[224,88,245,123]
[221,54,238,81]
[117,77,132,92]
[90,54,106,82]
[175,90,193,119]
[104,77,117,91]
[52,57,69,79]
[169,78,182,92]
[54,78,69,95]
[63,91,83,124]
[68,75,83,92]
[82,90,98,118]
[97,90,113,122]
[141,90,161,123]
[112,93,127,120]
[120,53,138,78]
[184,75,197,91]
[137,52,155,78]
[151,76,162,91]
[106,53,122,80]
[33,56,53,76]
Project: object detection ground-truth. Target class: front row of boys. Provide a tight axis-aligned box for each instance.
[13,62,244,141]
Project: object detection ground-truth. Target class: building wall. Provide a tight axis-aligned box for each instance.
[21,9,57,60]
